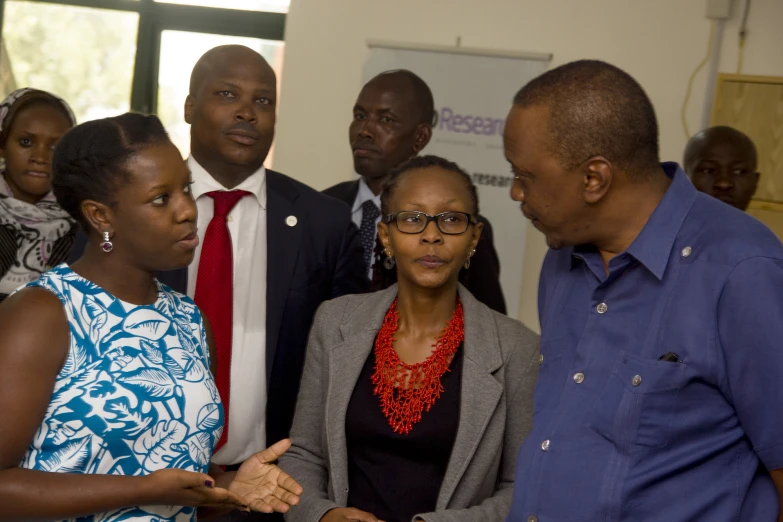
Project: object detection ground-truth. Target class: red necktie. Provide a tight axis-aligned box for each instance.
[194,190,250,453]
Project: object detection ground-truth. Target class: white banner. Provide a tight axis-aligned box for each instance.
[364,42,551,318]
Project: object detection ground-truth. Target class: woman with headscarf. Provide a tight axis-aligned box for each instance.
[0,88,77,302]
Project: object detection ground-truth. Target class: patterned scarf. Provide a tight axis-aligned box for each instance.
[0,88,76,297]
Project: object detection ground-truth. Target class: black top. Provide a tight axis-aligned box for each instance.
[345,343,463,522]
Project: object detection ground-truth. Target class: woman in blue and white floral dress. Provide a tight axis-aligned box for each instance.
[0,113,302,521]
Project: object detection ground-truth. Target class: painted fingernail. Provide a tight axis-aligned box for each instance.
[205,480,214,487]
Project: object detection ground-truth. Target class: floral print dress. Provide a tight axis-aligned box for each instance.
[19,264,224,521]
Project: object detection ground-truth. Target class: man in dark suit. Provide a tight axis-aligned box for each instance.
[324,70,506,314]
[71,46,368,519]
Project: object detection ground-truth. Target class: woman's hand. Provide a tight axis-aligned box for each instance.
[320,507,385,522]
[143,468,249,510]
[229,439,304,513]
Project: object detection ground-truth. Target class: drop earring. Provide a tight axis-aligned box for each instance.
[383,250,395,269]
[100,231,113,253]
[464,249,475,269]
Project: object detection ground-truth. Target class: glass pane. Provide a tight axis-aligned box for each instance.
[1,1,139,122]
[156,30,285,166]
[154,0,289,13]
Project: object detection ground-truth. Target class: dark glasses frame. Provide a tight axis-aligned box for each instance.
[382,210,477,235]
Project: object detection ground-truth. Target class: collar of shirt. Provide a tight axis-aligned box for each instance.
[352,177,381,215]
[188,156,267,210]
[570,162,696,281]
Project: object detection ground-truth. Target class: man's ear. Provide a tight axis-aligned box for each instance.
[583,157,613,205]
[184,95,196,125]
[412,124,432,153]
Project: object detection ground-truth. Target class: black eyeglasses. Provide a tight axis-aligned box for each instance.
[382,211,477,235]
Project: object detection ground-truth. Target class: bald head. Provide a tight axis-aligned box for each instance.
[684,126,757,173]
[189,45,275,97]
[684,126,759,211]
[364,70,435,125]
[512,59,660,178]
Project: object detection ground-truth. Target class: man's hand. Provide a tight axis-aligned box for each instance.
[229,439,303,513]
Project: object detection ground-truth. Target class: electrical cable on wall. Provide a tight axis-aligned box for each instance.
[736,0,752,73]
[681,21,715,139]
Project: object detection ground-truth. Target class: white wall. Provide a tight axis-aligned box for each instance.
[274,0,783,332]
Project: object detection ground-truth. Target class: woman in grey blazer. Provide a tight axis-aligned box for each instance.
[279,156,539,522]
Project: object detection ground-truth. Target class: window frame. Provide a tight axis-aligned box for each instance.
[0,0,286,113]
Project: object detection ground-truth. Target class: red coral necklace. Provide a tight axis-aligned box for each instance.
[371,297,464,435]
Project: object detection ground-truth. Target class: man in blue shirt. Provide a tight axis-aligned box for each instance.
[504,60,783,521]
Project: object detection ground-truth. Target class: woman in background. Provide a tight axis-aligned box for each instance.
[0,88,77,302]
[0,113,301,521]
[280,155,539,522]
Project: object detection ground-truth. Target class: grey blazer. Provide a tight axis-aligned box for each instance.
[278,284,540,522]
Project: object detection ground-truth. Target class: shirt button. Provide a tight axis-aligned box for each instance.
[227,215,233,222]
[528,515,539,522]
[596,302,608,314]
[681,246,692,257]
[541,439,550,451]
[632,374,642,386]
[573,372,585,384]
[538,354,544,365]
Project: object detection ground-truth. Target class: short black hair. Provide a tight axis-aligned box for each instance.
[380,154,479,215]
[52,113,171,230]
[372,69,435,126]
[513,59,660,177]
[0,91,74,148]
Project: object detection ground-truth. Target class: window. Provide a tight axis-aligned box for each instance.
[0,0,285,163]
[154,0,289,12]
[2,1,139,122]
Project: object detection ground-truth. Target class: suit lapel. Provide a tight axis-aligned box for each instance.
[326,286,397,504]
[157,268,188,294]
[346,180,360,205]
[265,170,304,383]
[436,285,504,509]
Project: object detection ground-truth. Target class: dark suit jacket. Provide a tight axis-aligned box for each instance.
[323,179,507,314]
[69,169,370,450]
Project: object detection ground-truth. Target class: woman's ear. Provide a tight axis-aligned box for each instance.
[80,199,114,238]
[377,221,392,256]
[469,219,483,254]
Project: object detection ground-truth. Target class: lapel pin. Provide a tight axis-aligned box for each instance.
[286,215,298,227]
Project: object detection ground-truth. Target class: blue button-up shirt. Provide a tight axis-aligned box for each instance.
[508,163,783,521]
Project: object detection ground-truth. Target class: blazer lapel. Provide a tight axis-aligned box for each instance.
[436,285,504,509]
[326,285,398,504]
[265,170,304,383]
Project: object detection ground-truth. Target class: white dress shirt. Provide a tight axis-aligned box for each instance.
[351,178,382,279]
[187,156,268,465]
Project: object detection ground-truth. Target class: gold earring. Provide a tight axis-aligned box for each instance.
[464,250,475,270]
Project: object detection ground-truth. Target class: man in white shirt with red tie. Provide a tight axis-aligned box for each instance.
[184,45,368,519]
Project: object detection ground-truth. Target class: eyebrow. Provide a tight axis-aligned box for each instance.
[217,81,275,93]
[405,198,461,208]
[147,184,168,193]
